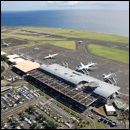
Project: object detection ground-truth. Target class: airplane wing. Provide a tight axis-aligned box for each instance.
[80,62,84,67]
[44,55,51,59]
[87,66,98,71]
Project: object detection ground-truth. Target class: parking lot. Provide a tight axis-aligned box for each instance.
[84,107,126,129]
[1,83,83,129]
[1,85,41,114]
[2,102,75,129]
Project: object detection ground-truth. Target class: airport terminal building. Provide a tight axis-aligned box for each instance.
[25,63,120,111]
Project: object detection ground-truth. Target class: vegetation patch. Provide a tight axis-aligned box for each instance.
[47,41,76,50]
[12,83,25,87]
[91,118,105,129]
[1,55,8,62]
[1,33,65,41]
[87,44,129,64]
[75,120,91,129]
[1,116,5,127]
[1,66,5,73]
[21,27,129,43]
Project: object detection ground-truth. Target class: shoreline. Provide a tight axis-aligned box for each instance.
[1,26,129,38]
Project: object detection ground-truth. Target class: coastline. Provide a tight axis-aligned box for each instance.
[1,26,129,38]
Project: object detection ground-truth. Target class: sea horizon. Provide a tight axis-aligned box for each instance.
[1,10,129,37]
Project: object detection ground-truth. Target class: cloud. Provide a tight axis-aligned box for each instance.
[1,1,129,11]
[68,1,80,5]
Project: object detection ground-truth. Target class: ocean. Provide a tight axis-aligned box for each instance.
[1,10,129,37]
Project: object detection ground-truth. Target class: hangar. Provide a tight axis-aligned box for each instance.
[26,63,120,108]
[13,60,40,73]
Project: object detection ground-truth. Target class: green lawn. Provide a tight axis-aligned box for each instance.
[2,42,45,51]
[97,106,118,121]
[87,44,129,64]
[2,40,76,51]
[21,27,129,43]
[90,118,105,129]
[98,106,106,114]
[1,31,76,51]
[1,33,65,41]
[126,123,129,129]
[48,41,76,50]
[12,83,25,87]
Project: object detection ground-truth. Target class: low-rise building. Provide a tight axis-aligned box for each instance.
[105,104,117,116]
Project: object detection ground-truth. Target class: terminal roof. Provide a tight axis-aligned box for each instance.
[40,63,120,99]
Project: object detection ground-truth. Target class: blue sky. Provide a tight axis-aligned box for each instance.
[1,1,129,11]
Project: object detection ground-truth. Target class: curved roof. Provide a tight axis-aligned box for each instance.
[88,81,99,88]
[40,63,120,99]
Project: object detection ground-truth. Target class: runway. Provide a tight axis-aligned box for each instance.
[1,30,129,51]
[2,29,129,101]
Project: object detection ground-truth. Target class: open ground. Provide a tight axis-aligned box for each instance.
[6,42,129,100]
[1,27,129,101]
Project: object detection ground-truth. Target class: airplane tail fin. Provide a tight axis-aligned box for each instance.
[56,51,59,54]
[80,62,84,67]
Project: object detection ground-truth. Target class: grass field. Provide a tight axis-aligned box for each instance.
[1,32,76,50]
[90,118,105,129]
[21,27,129,44]
[97,106,118,121]
[1,33,65,41]
[47,41,76,50]
[87,44,129,64]
[12,83,25,87]
[126,120,129,129]
[2,40,76,51]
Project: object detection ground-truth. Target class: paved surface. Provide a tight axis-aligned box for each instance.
[2,29,129,100]
[1,29,129,51]
[84,107,126,129]
[1,38,29,48]
[7,41,129,101]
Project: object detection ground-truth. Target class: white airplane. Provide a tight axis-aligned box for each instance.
[44,51,59,59]
[77,60,97,71]
[102,71,116,79]
[78,40,82,43]
[102,71,117,85]
[2,41,11,47]
[33,47,39,50]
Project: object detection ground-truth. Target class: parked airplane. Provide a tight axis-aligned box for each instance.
[77,60,97,71]
[44,51,59,59]
[102,71,117,85]
[33,47,39,50]
[102,71,116,79]
[2,41,11,47]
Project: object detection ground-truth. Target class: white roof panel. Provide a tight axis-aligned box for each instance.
[40,64,120,99]
[105,104,116,112]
